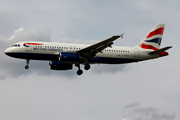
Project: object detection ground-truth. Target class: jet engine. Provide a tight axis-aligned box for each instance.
[49,61,72,70]
[59,52,80,63]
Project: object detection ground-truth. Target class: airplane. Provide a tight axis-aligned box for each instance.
[5,24,172,75]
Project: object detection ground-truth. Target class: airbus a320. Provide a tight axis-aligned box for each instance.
[5,24,172,75]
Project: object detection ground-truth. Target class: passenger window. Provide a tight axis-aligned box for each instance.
[18,44,20,47]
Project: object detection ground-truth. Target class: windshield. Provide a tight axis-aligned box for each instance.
[11,44,20,47]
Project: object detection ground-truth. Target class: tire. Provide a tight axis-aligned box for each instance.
[84,64,90,70]
[25,65,29,69]
[77,69,83,75]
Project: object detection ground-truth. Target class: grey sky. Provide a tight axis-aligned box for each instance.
[0,0,180,120]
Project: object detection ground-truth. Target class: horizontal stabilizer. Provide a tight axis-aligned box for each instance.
[148,46,172,55]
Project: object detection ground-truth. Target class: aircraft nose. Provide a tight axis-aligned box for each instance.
[4,48,8,55]
[4,47,18,58]
[4,48,11,56]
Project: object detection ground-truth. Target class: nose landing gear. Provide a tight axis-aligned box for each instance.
[25,59,30,69]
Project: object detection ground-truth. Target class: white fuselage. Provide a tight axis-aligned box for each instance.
[5,41,158,64]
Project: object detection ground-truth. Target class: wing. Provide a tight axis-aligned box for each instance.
[76,33,124,59]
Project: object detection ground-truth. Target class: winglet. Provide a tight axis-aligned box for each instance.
[111,33,124,39]
[120,33,124,38]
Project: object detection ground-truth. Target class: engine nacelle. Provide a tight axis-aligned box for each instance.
[49,61,72,70]
[59,52,80,63]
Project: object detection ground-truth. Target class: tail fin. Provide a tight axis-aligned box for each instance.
[137,24,165,51]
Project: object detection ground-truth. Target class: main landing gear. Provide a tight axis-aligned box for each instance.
[75,64,83,75]
[25,59,30,69]
[84,64,90,70]
[75,63,91,75]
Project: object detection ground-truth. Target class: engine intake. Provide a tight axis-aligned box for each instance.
[49,61,72,70]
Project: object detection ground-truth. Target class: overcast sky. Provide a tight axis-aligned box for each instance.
[0,0,179,120]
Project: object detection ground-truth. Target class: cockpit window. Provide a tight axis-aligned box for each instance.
[12,44,20,47]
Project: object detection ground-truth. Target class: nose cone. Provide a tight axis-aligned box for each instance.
[5,48,9,55]
[4,48,12,56]
[5,47,21,59]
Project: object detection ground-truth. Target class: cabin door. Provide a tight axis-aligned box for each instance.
[26,42,33,52]
[134,48,139,58]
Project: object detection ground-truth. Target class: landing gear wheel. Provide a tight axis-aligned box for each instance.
[84,64,90,70]
[77,69,83,75]
[25,65,29,69]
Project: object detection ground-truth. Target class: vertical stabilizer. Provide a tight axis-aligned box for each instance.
[137,24,165,51]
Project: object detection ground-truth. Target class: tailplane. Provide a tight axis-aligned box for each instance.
[137,24,165,51]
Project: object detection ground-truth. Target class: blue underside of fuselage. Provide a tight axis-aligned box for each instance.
[5,53,140,64]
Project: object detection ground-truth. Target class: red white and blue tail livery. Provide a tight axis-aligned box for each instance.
[5,24,172,75]
[138,24,164,50]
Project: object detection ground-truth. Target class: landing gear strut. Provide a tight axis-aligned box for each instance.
[25,59,30,69]
[75,64,83,75]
